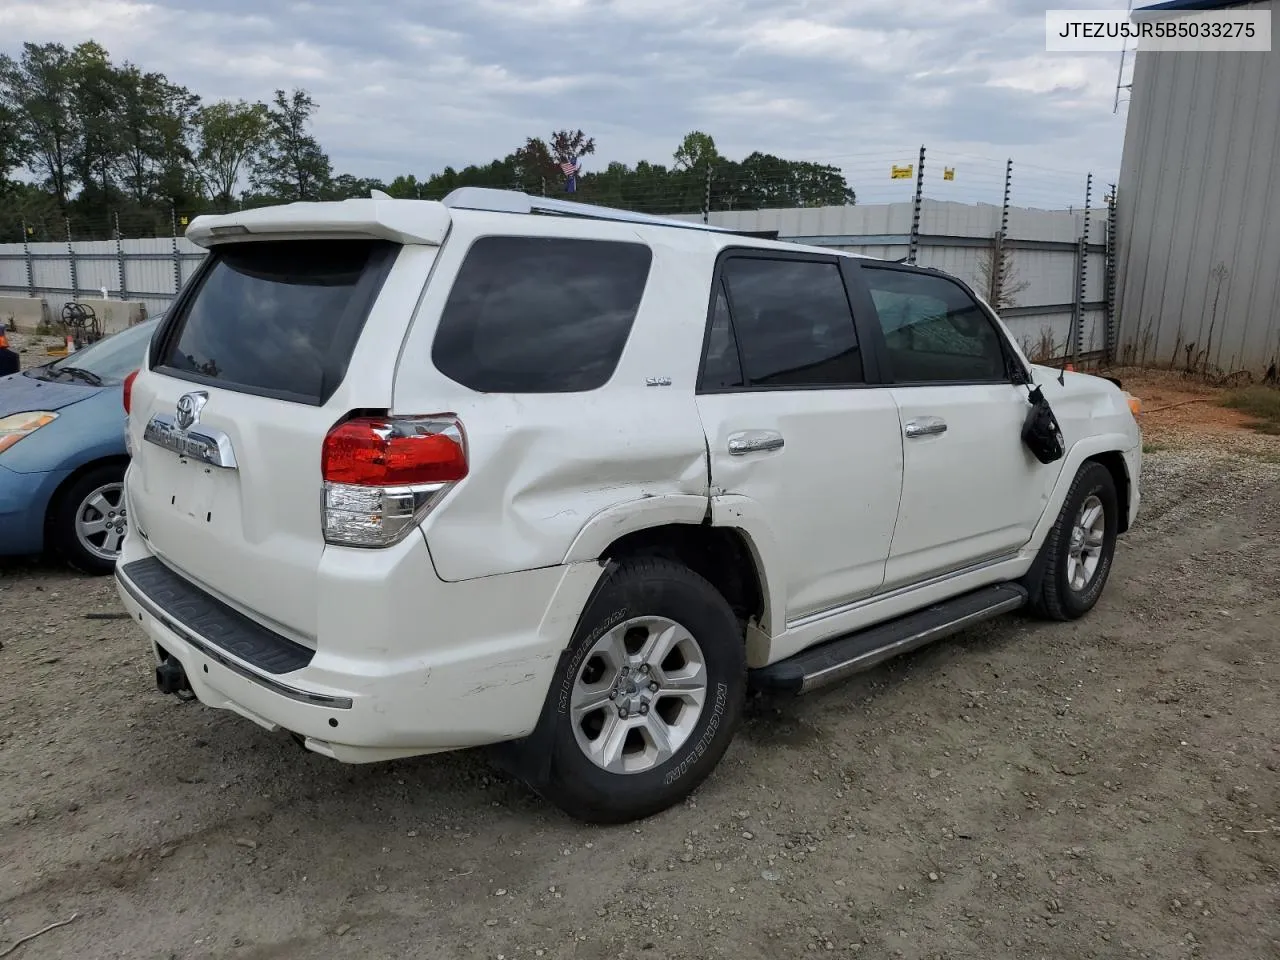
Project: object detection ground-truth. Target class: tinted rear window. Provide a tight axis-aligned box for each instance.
[432,236,653,393]
[155,239,397,404]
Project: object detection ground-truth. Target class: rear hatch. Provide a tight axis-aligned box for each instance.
[128,235,432,643]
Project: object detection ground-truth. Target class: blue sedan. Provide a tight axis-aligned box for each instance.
[0,318,160,573]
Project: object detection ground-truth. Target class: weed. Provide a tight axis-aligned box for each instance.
[1222,385,1280,434]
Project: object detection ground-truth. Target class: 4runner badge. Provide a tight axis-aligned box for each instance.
[143,390,237,469]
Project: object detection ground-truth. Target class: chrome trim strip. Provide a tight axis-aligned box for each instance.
[116,569,353,710]
[786,552,1021,631]
[798,593,1026,694]
[143,413,238,469]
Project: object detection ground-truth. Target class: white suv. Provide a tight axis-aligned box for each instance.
[116,188,1141,823]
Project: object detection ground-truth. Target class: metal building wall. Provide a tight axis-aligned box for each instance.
[1115,0,1280,374]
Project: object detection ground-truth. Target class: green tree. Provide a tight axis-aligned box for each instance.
[673,130,719,172]
[722,152,854,210]
[550,128,595,164]
[251,88,331,201]
[193,99,268,210]
[323,173,387,200]
[514,137,559,193]
[0,42,78,207]
[385,173,425,198]
[67,40,122,218]
[0,97,25,187]
[115,64,200,205]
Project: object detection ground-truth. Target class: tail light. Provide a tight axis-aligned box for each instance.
[321,415,467,547]
[123,369,139,414]
[0,329,9,349]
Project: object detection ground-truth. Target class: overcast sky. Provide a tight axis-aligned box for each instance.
[2,0,1134,208]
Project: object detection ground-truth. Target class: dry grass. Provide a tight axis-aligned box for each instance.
[1221,385,1280,435]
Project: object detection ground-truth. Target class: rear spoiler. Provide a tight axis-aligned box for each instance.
[187,192,451,248]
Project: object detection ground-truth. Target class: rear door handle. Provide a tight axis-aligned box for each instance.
[728,430,785,455]
[904,416,947,439]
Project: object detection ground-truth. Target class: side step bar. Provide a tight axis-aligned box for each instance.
[750,583,1028,695]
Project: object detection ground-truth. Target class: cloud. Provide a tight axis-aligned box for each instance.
[1,0,1128,206]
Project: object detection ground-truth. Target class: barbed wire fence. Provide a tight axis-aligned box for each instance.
[0,147,1117,365]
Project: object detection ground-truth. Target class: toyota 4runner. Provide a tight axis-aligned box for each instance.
[116,188,1142,823]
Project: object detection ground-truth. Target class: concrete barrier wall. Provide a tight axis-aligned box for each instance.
[72,299,147,335]
[0,296,52,333]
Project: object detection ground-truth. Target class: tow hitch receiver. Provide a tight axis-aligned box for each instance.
[155,655,195,701]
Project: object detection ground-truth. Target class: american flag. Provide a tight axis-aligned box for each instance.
[560,156,580,193]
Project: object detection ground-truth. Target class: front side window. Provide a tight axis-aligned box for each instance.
[432,236,653,393]
[862,267,1008,384]
[712,257,863,389]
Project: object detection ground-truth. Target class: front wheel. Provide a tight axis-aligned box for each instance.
[1027,461,1119,621]
[50,464,129,575]
[531,558,746,824]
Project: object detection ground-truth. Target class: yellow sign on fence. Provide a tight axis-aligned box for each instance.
[890,164,914,180]
[943,167,956,181]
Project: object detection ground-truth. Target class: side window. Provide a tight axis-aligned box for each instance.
[717,257,863,388]
[700,282,744,390]
[432,236,653,393]
[862,268,1008,384]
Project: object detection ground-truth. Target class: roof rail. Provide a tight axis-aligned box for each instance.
[441,187,768,237]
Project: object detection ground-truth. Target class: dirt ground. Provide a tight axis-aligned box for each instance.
[1,369,1278,960]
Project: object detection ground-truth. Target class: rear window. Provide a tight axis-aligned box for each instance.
[432,236,653,393]
[154,238,397,405]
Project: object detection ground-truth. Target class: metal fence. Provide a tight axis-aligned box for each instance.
[0,175,1116,364]
[671,197,1113,362]
[0,234,205,326]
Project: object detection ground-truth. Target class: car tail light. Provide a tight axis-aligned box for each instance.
[321,415,467,547]
[123,369,139,414]
[0,330,9,349]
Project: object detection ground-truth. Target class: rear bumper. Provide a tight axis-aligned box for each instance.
[0,462,65,556]
[115,533,605,762]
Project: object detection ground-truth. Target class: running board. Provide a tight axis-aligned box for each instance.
[749,583,1028,695]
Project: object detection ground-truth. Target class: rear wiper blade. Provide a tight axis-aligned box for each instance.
[58,366,104,386]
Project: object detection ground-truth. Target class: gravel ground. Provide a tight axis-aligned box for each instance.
[2,427,1278,958]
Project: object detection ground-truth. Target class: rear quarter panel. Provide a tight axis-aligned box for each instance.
[392,215,717,582]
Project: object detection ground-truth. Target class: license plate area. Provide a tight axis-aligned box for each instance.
[171,458,218,523]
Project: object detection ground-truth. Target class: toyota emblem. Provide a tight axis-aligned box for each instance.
[175,391,208,431]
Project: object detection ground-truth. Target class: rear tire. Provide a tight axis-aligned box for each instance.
[1027,461,1119,621]
[50,464,128,575]
[530,558,746,824]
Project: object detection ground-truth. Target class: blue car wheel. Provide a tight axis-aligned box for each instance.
[49,463,128,574]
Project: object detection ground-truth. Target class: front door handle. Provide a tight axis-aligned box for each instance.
[728,430,785,456]
[904,416,948,439]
